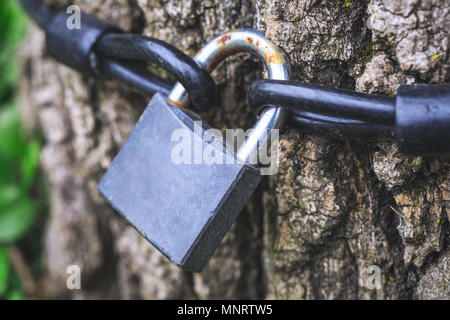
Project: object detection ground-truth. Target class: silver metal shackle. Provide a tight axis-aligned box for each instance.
[168,29,291,164]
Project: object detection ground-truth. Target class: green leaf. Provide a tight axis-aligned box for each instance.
[0,248,10,296]
[0,184,22,210]
[0,62,19,100]
[7,288,23,300]
[0,158,14,190]
[0,0,28,49]
[0,104,26,159]
[0,0,27,101]
[0,199,35,243]
[21,139,41,188]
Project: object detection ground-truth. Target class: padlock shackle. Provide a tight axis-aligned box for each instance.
[168,29,291,163]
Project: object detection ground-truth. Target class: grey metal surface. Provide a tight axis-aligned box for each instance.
[99,30,292,271]
[99,93,261,271]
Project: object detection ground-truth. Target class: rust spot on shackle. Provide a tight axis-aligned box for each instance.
[263,47,286,66]
[217,34,231,46]
[168,99,183,108]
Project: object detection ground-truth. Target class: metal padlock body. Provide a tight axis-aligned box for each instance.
[99,29,290,272]
[99,93,262,271]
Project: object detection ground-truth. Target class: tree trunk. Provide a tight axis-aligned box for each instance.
[19,0,449,299]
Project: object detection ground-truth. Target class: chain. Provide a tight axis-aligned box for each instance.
[19,0,450,156]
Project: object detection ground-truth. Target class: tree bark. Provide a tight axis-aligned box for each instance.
[19,0,449,299]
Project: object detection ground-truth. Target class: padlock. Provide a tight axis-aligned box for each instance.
[99,29,290,272]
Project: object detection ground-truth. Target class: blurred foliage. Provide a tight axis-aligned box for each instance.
[0,0,27,102]
[0,0,45,300]
[0,105,40,243]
